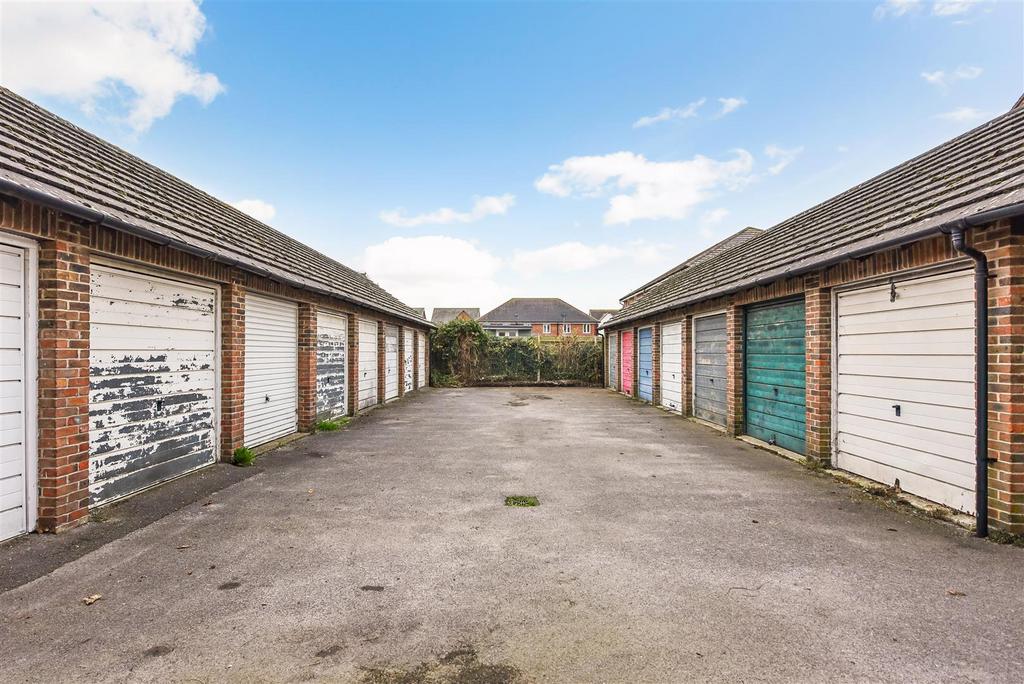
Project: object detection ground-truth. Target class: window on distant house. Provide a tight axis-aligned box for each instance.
[543,324,551,334]
[563,323,572,334]
[583,324,591,334]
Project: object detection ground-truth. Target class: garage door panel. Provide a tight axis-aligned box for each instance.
[620,331,633,395]
[746,382,805,406]
[838,301,973,332]
[837,433,974,490]
[638,328,653,402]
[746,394,806,423]
[607,333,618,390]
[837,373,973,404]
[403,329,414,393]
[659,322,682,412]
[746,337,805,355]
[838,412,973,462]
[838,328,974,354]
[837,394,974,433]
[838,354,973,382]
[838,281,973,314]
[90,266,217,507]
[385,325,399,401]
[417,336,426,387]
[244,295,298,447]
[358,319,378,409]
[745,300,806,454]
[316,312,347,420]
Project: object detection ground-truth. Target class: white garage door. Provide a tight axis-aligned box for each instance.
[358,318,378,409]
[0,245,30,540]
[417,334,426,388]
[244,294,298,447]
[835,269,976,513]
[660,322,683,413]
[384,324,399,401]
[607,332,618,390]
[316,311,347,421]
[403,328,414,393]
[90,265,217,506]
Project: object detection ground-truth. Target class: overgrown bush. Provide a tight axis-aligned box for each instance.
[429,320,602,386]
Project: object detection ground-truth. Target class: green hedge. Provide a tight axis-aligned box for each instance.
[429,319,602,386]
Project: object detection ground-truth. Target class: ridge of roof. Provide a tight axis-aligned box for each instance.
[604,103,1024,328]
[479,297,597,323]
[0,87,430,327]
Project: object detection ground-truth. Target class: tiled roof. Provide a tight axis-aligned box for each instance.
[0,87,429,327]
[606,104,1024,328]
[479,298,596,323]
[430,307,480,324]
[621,227,763,302]
[588,308,619,319]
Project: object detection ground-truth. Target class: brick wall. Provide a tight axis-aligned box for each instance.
[529,322,597,336]
[804,276,831,464]
[220,280,246,461]
[297,303,317,431]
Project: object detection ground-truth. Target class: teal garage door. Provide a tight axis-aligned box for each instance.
[638,327,653,402]
[744,299,806,454]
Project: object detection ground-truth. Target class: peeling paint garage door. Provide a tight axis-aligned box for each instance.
[745,299,806,454]
[403,328,414,393]
[358,318,378,409]
[89,265,217,506]
[384,324,399,401]
[620,330,633,396]
[316,311,347,421]
[660,322,683,413]
[836,269,976,513]
[0,245,30,541]
[416,334,426,388]
[638,327,653,402]
[244,294,298,447]
[693,313,727,427]
[607,332,618,391]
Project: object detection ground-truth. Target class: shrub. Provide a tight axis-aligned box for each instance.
[316,417,349,431]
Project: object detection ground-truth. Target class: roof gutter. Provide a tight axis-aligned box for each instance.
[0,179,433,328]
[603,201,1024,331]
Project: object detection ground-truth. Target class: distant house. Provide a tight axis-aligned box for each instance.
[479,298,598,337]
[589,309,619,327]
[430,307,480,324]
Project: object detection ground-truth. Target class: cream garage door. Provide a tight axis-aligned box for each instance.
[417,334,426,388]
[384,325,399,401]
[660,322,683,413]
[835,269,976,513]
[0,245,30,540]
[358,318,378,409]
[244,294,298,447]
[90,265,217,506]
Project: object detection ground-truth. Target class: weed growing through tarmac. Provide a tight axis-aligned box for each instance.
[232,446,255,467]
[316,417,349,431]
[504,495,539,507]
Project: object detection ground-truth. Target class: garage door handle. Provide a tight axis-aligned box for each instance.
[709,378,714,384]
[892,404,901,417]
[265,394,271,403]
[773,387,779,396]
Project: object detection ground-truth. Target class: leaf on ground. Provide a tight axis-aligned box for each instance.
[82,594,102,605]
[947,589,967,597]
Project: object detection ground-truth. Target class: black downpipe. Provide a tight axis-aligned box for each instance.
[949,222,989,538]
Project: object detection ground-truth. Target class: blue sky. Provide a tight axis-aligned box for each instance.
[2,0,1021,314]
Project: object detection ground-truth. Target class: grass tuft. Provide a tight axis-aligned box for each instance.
[504,495,539,507]
[316,417,349,432]
[233,446,256,467]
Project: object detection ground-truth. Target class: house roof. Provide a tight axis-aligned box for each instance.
[410,307,426,318]
[620,227,763,302]
[588,308,619,320]
[430,307,480,324]
[0,87,430,327]
[605,102,1024,329]
[479,298,596,323]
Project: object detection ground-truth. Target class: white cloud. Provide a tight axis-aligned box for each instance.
[231,199,276,223]
[511,240,668,279]
[921,65,983,89]
[0,1,223,133]
[535,150,754,225]
[700,208,731,226]
[632,98,706,128]
[379,194,515,228]
[874,0,922,19]
[717,97,747,116]
[932,0,979,16]
[934,106,986,122]
[764,144,804,175]
[360,236,506,311]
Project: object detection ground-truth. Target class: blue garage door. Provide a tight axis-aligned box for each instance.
[744,299,806,454]
[638,327,653,402]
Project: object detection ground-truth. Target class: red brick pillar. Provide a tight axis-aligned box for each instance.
[397,325,406,398]
[980,220,1024,532]
[346,313,359,416]
[725,304,745,436]
[650,324,660,404]
[377,321,385,404]
[37,222,91,532]
[220,279,245,460]
[804,277,832,464]
[297,303,317,431]
[682,316,693,416]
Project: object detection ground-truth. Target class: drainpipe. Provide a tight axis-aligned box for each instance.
[948,221,989,538]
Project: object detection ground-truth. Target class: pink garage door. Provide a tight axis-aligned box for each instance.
[620,330,634,395]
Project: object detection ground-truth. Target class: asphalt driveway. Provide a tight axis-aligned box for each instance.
[1,387,1023,683]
